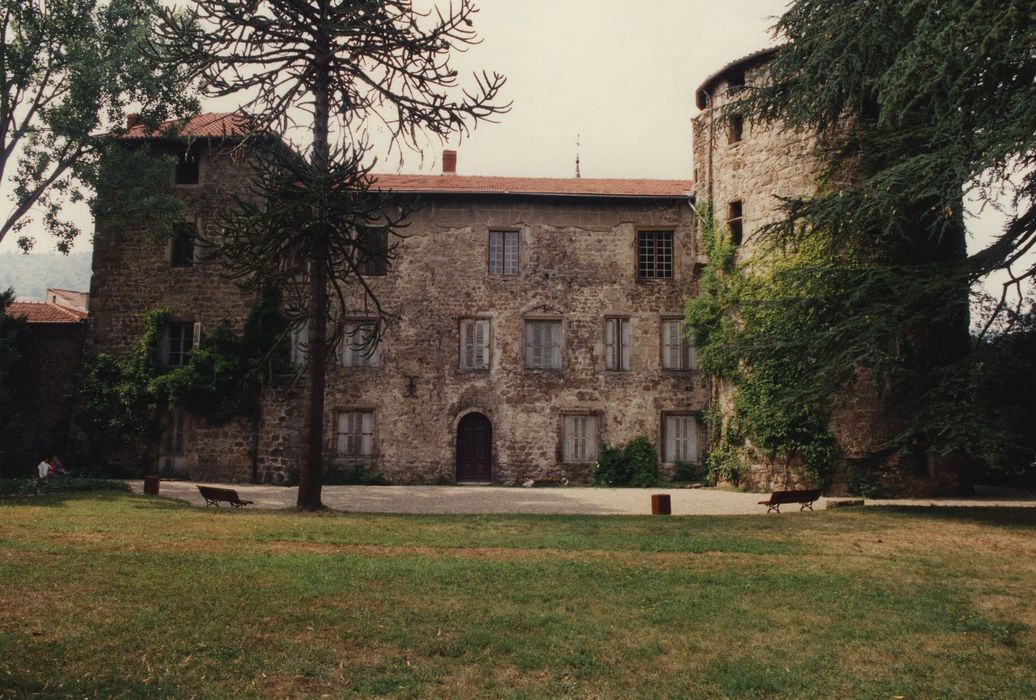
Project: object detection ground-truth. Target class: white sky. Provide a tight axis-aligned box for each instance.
[0,0,1027,307]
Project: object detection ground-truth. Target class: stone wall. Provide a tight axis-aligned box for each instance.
[12,321,86,463]
[89,140,707,483]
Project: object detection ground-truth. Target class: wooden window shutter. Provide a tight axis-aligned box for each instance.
[459,320,470,368]
[550,322,562,369]
[586,416,598,461]
[361,412,374,456]
[665,415,677,461]
[689,418,700,461]
[620,319,631,370]
[605,318,616,369]
[475,320,489,368]
[192,321,203,350]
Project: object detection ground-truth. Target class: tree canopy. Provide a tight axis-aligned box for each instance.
[0,0,197,252]
[688,0,1036,487]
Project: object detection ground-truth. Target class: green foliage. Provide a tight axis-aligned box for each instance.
[685,208,836,485]
[592,436,660,487]
[672,461,706,483]
[2,0,198,252]
[0,477,131,496]
[719,0,1035,474]
[75,291,291,469]
[324,463,390,486]
[0,289,31,476]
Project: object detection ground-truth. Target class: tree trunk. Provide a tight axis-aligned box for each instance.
[297,50,332,511]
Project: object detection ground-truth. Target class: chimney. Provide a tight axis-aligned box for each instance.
[442,149,457,175]
[126,113,141,129]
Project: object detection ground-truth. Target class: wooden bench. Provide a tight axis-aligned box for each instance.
[197,485,254,508]
[758,489,822,513]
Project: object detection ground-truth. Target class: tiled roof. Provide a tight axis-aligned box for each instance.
[371,174,693,199]
[5,301,87,324]
[695,46,780,109]
[121,112,250,140]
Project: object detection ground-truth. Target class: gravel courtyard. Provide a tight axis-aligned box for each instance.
[127,480,1036,515]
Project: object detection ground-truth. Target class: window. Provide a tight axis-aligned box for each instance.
[727,201,743,246]
[605,317,630,371]
[459,319,490,370]
[290,321,307,367]
[170,221,195,268]
[341,321,379,367]
[488,229,519,275]
[524,320,562,369]
[359,229,388,276]
[160,322,198,367]
[158,409,188,476]
[562,414,598,463]
[637,230,673,279]
[174,151,200,185]
[664,414,701,463]
[727,71,746,93]
[728,114,744,144]
[661,318,695,370]
[336,411,374,457]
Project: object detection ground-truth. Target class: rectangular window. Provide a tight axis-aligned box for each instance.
[728,114,744,144]
[335,411,374,457]
[459,319,491,370]
[563,414,599,463]
[664,414,701,463]
[160,321,197,367]
[158,409,188,476]
[488,230,519,275]
[605,317,631,371]
[170,221,195,268]
[727,201,743,246]
[637,230,673,279]
[359,229,389,276]
[341,321,379,367]
[525,320,562,369]
[661,318,695,370]
[174,151,200,185]
[290,321,307,367]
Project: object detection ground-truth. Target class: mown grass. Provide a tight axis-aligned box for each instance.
[1,492,1035,698]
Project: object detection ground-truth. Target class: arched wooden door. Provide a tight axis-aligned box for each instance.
[456,413,492,482]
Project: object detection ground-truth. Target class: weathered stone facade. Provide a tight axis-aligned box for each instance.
[87,119,705,484]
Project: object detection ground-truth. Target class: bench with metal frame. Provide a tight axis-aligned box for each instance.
[197,485,254,508]
[758,489,822,513]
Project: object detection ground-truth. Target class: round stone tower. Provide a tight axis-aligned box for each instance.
[690,50,971,496]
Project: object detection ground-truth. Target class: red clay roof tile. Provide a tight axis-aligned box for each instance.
[371,174,692,198]
[120,112,250,140]
[6,301,87,324]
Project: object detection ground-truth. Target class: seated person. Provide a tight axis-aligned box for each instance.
[36,458,52,479]
[49,455,68,476]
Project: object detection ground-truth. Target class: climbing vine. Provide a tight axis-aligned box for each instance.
[75,288,291,469]
[684,206,836,485]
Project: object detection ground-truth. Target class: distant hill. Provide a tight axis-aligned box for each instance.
[0,251,92,301]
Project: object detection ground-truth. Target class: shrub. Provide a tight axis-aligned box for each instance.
[0,477,132,496]
[324,463,390,485]
[673,460,706,482]
[592,436,660,487]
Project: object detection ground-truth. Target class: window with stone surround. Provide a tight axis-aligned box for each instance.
[160,321,199,367]
[488,229,518,275]
[727,200,743,246]
[605,317,630,371]
[459,318,490,370]
[660,318,695,371]
[290,321,307,367]
[663,413,702,463]
[562,414,598,463]
[170,221,195,268]
[524,319,562,369]
[174,151,200,185]
[728,114,744,145]
[341,320,379,367]
[335,410,374,457]
[637,230,673,279]
[359,229,389,276]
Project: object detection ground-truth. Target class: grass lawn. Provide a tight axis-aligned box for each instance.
[1,492,1035,698]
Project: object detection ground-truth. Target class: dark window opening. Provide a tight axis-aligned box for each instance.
[359,229,389,276]
[161,322,195,367]
[728,114,744,144]
[727,201,743,246]
[637,230,674,279]
[727,71,746,93]
[170,221,194,268]
[175,152,200,185]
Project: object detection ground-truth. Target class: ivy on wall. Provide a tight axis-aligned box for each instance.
[684,206,836,486]
[75,288,291,470]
